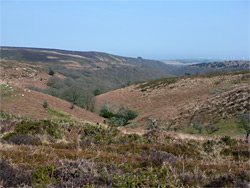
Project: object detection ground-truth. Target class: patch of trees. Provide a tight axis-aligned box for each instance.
[31,76,96,112]
[99,104,138,126]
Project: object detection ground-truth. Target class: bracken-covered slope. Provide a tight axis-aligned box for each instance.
[0,60,104,123]
[96,70,250,130]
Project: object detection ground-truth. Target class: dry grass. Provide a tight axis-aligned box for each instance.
[96,71,250,130]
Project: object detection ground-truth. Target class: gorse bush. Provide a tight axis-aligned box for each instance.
[33,165,58,186]
[3,120,62,140]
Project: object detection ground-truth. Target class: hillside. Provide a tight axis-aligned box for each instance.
[0,46,176,90]
[96,70,250,135]
[0,46,178,111]
[1,47,249,112]
[173,60,250,76]
[0,60,104,123]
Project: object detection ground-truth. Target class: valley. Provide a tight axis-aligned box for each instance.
[0,47,249,187]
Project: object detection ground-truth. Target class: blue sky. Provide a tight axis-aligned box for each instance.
[1,0,249,60]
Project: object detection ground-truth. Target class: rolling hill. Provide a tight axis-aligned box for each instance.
[96,70,250,135]
[1,47,249,112]
[173,60,250,76]
[0,46,176,90]
[1,47,250,187]
[0,46,178,110]
[0,60,104,123]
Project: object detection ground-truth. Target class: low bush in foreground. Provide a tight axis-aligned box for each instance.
[0,114,249,187]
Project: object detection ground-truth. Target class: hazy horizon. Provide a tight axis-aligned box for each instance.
[1,0,249,60]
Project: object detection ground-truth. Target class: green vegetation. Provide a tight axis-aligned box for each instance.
[43,101,48,108]
[48,68,55,76]
[185,119,246,137]
[0,112,249,187]
[204,124,219,134]
[99,104,138,126]
[3,119,62,140]
[47,108,71,120]
[93,88,102,96]
[33,165,58,186]
[236,113,250,142]
[0,85,22,102]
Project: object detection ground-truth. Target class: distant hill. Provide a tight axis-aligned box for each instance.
[162,58,221,66]
[0,46,178,110]
[0,46,176,85]
[189,61,249,69]
[173,60,249,76]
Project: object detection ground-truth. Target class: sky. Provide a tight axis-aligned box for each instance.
[1,0,249,60]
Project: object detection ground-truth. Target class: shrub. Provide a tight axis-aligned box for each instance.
[192,119,203,134]
[93,88,102,96]
[33,165,58,186]
[220,136,237,146]
[9,134,42,145]
[49,69,55,76]
[147,117,162,130]
[99,105,117,119]
[47,76,64,88]
[205,174,234,188]
[99,105,138,126]
[14,120,62,139]
[236,113,250,142]
[0,158,33,187]
[2,132,18,141]
[117,134,143,144]
[141,149,180,167]
[53,159,122,187]
[43,101,48,108]
[203,140,217,153]
[204,124,219,134]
